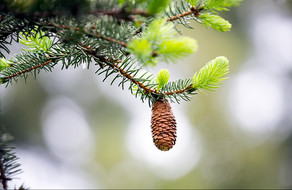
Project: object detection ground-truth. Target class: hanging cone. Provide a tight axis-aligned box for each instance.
[151,99,177,151]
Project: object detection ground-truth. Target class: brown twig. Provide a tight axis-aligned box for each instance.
[82,46,195,97]
[89,25,127,48]
[167,9,193,22]
[112,62,154,94]
[48,22,128,48]
[164,85,194,95]
[4,59,54,80]
[167,6,204,22]
[81,45,154,94]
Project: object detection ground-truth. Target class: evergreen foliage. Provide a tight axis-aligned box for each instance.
[0,131,26,190]
[193,56,229,91]
[199,13,231,31]
[0,0,241,101]
[0,0,242,186]
[0,58,10,72]
[156,69,170,91]
[19,29,53,52]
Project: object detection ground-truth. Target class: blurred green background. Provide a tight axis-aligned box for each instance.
[1,0,292,188]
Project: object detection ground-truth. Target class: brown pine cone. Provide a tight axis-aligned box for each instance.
[151,99,177,151]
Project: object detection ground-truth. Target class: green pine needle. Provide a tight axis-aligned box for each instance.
[127,38,153,62]
[158,37,198,63]
[0,58,10,72]
[129,18,197,65]
[199,13,231,32]
[144,18,176,43]
[156,69,170,90]
[192,56,229,91]
[205,0,243,11]
[20,29,53,52]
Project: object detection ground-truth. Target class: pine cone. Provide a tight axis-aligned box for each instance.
[151,99,177,151]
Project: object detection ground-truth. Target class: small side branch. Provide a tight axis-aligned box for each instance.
[167,6,204,22]
[82,45,154,94]
[164,85,194,95]
[83,46,196,99]
[90,25,127,48]
[3,59,54,81]
[112,62,154,94]
[46,22,128,48]
[5,59,53,80]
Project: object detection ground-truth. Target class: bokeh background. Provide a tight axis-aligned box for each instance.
[1,0,292,188]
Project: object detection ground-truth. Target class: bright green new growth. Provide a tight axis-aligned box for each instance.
[128,18,197,65]
[192,56,229,91]
[20,29,52,52]
[0,58,10,72]
[156,69,170,90]
[127,39,153,63]
[144,18,176,43]
[199,13,231,32]
[0,58,10,84]
[204,0,242,11]
[158,37,198,62]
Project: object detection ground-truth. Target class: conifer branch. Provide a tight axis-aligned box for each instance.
[3,59,54,81]
[164,84,194,95]
[0,132,23,190]
[89,25,128,48]
[0,160,9,190]
[83,44,198,99]
[82,45,154,95]
[83,45,197,102]
[166,6,204,22]
[113,61,154,94]
[46,22,128,48]
[82,44,198,101]
[0,0,237,157]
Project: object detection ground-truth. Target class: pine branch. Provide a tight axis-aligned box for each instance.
[46,22,128,48]
[0,50,66,84]
[0,132,23,190]
[83,45,199,105]
[2,59,54,82]
[83,45,154,94]
[159,78,196,103]
[0,15,32,57]
[0,160,9,190]
[112,60,154,95]
[89,25,128,48]
[166,5,204,22]
[164,84,194,95]
[83,44,198,97]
